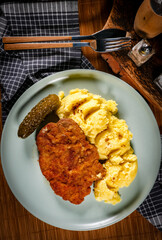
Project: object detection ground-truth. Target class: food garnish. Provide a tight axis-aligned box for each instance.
[18,94,60,138]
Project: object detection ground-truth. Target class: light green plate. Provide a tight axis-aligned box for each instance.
[1,69,161,231]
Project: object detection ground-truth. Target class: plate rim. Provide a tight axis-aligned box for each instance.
[1,69,161,231]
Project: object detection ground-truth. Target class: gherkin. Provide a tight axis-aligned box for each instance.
[18,94,60,138]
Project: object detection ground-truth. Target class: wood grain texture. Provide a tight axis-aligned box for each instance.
[0,0,162,239]
[102,0,162,111]
[2,36,73,43]
[78,0,113,73]
[4,42,74,50]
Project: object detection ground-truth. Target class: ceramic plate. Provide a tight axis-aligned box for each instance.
[1,69,161,230]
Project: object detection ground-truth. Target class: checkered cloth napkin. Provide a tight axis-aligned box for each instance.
[0,1,162,232]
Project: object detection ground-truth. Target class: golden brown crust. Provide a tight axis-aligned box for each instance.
[36,118,105,204]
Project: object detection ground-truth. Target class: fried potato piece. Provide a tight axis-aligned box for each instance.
[36,118,105,204]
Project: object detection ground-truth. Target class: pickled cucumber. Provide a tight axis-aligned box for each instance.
[18,94,60,138]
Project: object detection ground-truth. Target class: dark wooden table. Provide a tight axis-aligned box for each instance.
[0,0,162,239]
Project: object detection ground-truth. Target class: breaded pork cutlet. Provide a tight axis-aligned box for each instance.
[36,118,105,204]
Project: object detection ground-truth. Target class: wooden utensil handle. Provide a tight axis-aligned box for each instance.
[4,42,74,50]
[2,36,72,43]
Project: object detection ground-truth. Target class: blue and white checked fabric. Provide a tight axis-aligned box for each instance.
[0,1,81,123]
[0,0,162,232]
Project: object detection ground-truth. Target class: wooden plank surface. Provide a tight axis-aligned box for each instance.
[101,0,162,111]
[0,0,162,239]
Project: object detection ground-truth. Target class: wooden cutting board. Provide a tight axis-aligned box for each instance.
[102,0,162,110]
